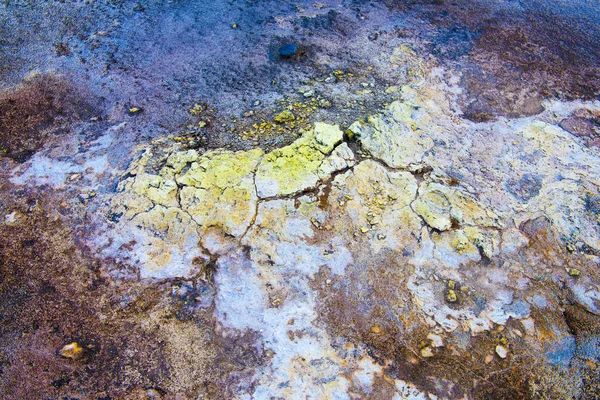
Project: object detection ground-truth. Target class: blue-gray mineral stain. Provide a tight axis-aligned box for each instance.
[278,43,297,57]
[1,0,600,399]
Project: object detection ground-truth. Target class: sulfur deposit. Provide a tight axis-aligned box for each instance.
[101,63,600,398]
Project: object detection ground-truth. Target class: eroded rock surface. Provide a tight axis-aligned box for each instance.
[2,11,600,395]
[97,58,600,397]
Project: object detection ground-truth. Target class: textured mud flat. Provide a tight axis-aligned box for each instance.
[1,1,600,399]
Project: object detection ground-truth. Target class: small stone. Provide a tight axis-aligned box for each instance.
[495,344,508,359]
[420,346,434,358]
[370,325,383,334]
[278,43,297,57]
[484,354,494,364]
[303,89,315,98]
[4,211,22,225]
[567,268,581,277]
[446,289,458,303]
[60,342,84,359]
[325,76,336,84]
[427,333,444,348]
[231,23,238,29]
[447,280,455,290]
[128,106,143,115]
[360,227,369,233]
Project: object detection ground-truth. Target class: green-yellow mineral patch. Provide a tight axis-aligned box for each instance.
[413,188,453,231]
[413,182,502,231]
[349,97,434,169]
[177,148,263,237]
[328,160,422,252]
[273,109,295,124]
[255,122,343,198]
[113,149,181,220]
[130,205,199,243]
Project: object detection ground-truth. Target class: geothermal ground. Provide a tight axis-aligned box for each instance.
[1,1,600,399]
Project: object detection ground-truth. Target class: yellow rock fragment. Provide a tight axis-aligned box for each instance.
[420,346,434,358]
[446,289,457,303]
[370,325,383,335]
[413,189,452,231]
[60,342,83,359]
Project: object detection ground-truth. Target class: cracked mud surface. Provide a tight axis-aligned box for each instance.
[2,1,600,399]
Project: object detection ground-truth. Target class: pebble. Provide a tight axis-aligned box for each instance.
[567,268,581,276]
[128,106,143,115]
[370,325,383,334]
[420,346,434,358]
[427,333,444,347]
[278,43,297,57]
[60,342,83,359]
[446,289,458,303]
[495,344,508,359]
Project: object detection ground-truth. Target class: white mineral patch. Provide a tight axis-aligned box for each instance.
[98,218,207,280]
[10,153,109,188]
[351,358,382,392]
[215,247,356,399]
[9,125,121,189]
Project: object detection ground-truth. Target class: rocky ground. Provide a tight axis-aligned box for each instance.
[1,1,600,399]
